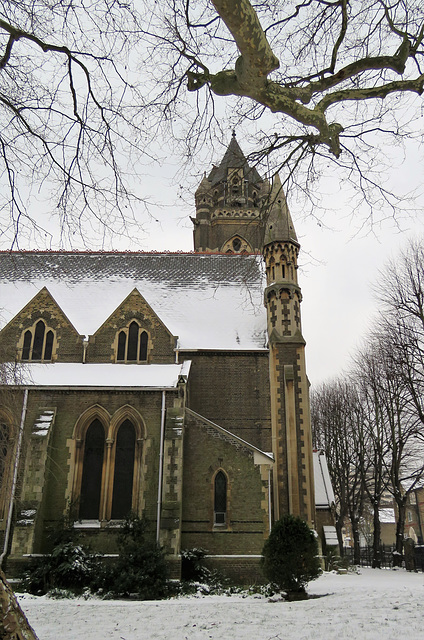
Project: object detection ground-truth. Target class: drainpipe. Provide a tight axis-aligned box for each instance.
[156,390,166,545]
[0,389,28,569]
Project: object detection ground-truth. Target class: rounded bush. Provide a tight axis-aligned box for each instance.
[261,514,321,595]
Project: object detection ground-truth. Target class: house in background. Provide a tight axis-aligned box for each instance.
[402,485,424,544]
[0,136,331,582]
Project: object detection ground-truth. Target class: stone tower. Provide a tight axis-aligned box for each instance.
[192,133,270,253]
[263,175,315,526]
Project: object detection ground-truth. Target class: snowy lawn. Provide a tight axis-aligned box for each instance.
[17,568,423,640]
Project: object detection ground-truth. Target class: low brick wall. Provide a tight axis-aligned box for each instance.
[202,555,264,585]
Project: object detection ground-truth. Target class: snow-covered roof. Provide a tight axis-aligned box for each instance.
[323,525,338,546]
[313,451,335,508]
[6,362,191,389]
[32,409,56,436]
[0,252,267,351]
[379,508,396,524]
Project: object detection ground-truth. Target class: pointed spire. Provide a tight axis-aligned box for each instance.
[208,135,262,186]
[263,175,298,246]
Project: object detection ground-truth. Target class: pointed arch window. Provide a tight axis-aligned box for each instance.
[116,322,149,363]
[111,420,136,519]
[21,320,55,361]
[214,470,227,525]
[79,419,105,520]
[73,410,142,523]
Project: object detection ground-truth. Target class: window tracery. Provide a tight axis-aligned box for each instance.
[20,320,55,361]
[116,321,149,363]
[72,407,144,523]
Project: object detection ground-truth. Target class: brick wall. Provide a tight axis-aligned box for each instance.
[182,352,271,452]
[181,414,270,556]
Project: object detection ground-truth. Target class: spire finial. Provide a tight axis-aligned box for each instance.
[232,129,236,138]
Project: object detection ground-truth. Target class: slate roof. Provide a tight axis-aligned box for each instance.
[0,252,267,351]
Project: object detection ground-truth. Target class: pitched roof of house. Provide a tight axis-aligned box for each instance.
[313,451,335,508]
[0,251,267,351]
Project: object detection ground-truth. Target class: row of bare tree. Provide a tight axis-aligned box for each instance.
[311,239,424,568]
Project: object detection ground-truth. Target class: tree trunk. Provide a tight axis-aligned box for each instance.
[335,515,345,557]
[393,502,406,568]
[372,506,381,568]
[351,519,361,564]
[0,570,39,640]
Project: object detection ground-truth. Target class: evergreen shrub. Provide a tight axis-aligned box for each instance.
[22,530,99,595]
[261,514,321,596]
[96,514,169,599]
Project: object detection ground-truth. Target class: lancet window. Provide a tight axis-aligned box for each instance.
[214,470,228,526]
[21,320,55,361]
[116,322,149,363]
[73,408,143,523]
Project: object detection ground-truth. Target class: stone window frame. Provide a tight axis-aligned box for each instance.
[221,235,252,255]
[212,468,230,529]
[71,404,145,524]
[115,320,150,363]
[18,319,56,362]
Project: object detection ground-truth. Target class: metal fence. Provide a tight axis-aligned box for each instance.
[343,544,396,569]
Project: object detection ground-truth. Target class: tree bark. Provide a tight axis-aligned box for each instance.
[393,501,406,567]
[0,570,39,640]
[372,505,382,569]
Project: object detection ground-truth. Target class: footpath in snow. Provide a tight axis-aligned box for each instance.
[17,568,424,640]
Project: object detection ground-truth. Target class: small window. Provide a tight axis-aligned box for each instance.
[232,238,242,252]
[20,320,55,361]
[214,471,227,525]
[231,176,240,195]
[116,323,149,363]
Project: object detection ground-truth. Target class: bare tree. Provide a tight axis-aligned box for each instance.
[353,328,424,565]
[374,240,424,554]
[311,379,367,562]
[376,240,424,426]
[1,1,424,245]
[0,1,150,247]
[144,0,424,216]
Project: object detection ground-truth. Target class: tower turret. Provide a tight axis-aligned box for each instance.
[263,176,315,526]
[192,133,270,253]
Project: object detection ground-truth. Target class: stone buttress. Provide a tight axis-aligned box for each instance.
[263,176,315,526]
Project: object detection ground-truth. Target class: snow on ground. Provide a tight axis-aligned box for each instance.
[17,568,423,640]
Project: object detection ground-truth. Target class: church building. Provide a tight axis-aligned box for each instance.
[0,136,329,581]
